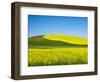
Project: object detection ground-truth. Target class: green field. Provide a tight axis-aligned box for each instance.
[28,34,88,66]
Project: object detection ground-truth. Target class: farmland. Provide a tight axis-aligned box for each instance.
[28,34,88,66]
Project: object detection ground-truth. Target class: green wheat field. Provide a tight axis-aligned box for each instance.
[28,34,88,66]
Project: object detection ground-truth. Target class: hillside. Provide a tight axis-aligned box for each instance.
[28,34,87,48]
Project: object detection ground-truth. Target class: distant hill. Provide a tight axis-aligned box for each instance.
[28,34,87,48]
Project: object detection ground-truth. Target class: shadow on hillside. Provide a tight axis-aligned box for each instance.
[28,35,88,49]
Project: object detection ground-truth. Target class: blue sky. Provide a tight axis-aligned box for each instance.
[28,15,88,38]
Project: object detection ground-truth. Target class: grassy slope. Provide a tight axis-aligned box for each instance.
[28,34,87,48]
[44,34,87,45]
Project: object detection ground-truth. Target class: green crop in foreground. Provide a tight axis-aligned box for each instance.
[28,47,88,66]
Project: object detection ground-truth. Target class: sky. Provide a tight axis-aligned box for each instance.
[28,15,88,38]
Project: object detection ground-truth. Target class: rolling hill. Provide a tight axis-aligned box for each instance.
[28,34,88,48]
